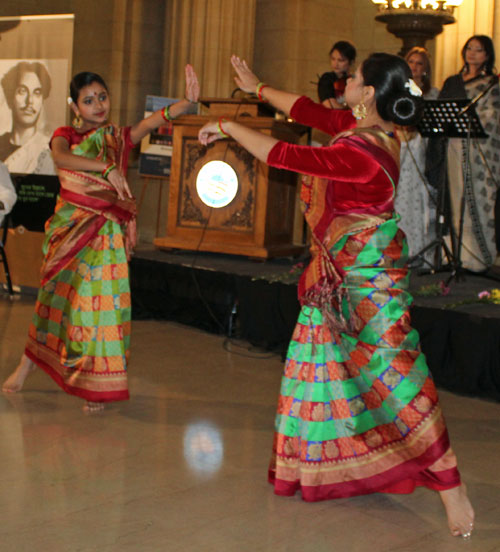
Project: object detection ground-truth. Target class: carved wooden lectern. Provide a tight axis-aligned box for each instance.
[153,98,306,259]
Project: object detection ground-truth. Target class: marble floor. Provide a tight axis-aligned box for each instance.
[0,295,499,552]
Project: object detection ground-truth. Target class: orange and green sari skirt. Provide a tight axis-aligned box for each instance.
[25,125,136,402]
[269,216,461,500]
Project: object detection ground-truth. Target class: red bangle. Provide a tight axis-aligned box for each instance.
[217,117,230,138]
[101,162,116,179]
[256,82,269,102]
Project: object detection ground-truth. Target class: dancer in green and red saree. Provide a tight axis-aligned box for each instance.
[2,66,199,412]
[199,53,475,539]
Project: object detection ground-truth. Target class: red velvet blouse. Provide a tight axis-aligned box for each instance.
[267,97,399,214]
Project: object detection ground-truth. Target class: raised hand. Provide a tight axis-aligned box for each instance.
[185,64,200,103]
[231,55,260,94]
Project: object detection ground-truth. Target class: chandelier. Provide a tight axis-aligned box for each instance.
[371,0,463,56]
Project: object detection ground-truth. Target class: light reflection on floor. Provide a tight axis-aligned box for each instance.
[184,421,223,475]
[0,295,499,551]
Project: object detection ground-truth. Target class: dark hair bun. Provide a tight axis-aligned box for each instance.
[385,92,424,126]
[361,53,425,125]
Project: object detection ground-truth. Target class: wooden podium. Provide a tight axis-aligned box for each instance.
[153,98,306,259]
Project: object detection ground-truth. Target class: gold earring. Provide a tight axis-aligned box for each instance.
[72,114,83,129]
[352,102,367,120]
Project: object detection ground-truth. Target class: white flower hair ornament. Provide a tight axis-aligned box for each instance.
[67,96,74,106]
[405,79,423,97]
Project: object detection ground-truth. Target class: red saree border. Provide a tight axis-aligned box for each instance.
[60,188,134,223]
[378,467,460,494]
[269,431,459,501]
[25,348,129,403]
[60,168,115,189]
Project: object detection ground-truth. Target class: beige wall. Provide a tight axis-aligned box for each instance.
[0,1,166,123]
[0,0,257,243]
[353,0,403,62]
[0,1,173,243]
[0,0,496,242]
[351,0,499,91]
[435,0,500,89]
[162,0,255,98]
[254,0,355,98]
[253,0,440,98]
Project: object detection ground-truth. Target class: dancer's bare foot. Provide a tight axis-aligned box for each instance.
[2,355,35,393]
[83,401,105,413]
[440,483,475,538]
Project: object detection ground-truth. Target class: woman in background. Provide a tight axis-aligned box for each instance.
[317,40,356,109]
[2,66,199,411]
[428,35,500,272]
[395,47,439,264]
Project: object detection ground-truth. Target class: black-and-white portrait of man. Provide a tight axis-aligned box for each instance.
[0,60,67,175]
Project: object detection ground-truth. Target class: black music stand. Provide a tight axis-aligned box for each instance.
[410,98,486,283]
[418,98,487,140]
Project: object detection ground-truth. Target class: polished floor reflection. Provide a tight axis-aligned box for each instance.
[1,295,499,551]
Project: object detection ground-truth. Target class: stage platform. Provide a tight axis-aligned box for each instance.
[131,244,500,402]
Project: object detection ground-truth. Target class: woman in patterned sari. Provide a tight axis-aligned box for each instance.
[394,47,439,265]
[199,53,474,538]
[427,35,500,272]
[2,66,199,412]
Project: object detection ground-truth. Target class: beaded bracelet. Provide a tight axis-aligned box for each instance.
[256,82,269,102]
[217,117,230,138]
[161,105,172,122]
[102,162,116,180]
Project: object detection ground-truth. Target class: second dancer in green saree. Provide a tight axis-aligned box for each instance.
[2,66,199,412]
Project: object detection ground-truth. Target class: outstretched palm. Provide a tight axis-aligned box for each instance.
[231,55,260,94]
[185,64,200,103]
